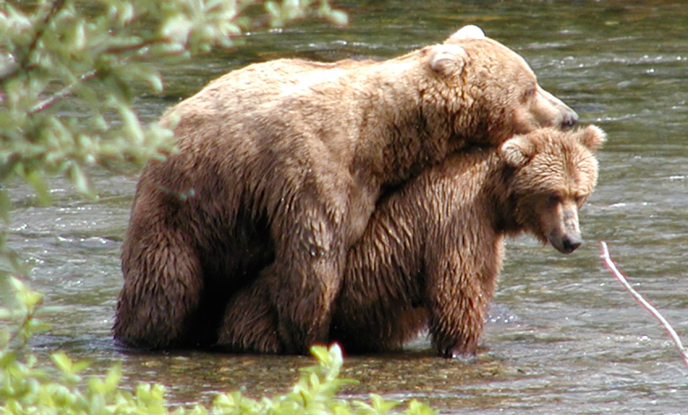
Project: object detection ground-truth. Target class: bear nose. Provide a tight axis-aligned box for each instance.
[561,111,579,128]
[562,235,582,253]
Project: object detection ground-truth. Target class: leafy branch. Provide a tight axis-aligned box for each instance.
[1,278,436,414]
[0,0,348,198]
[0,0,347,294]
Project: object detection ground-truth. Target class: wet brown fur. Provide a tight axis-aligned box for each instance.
[219,126,604,357]
[115,27,578,352]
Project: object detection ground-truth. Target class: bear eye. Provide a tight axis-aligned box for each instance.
[523,86,537,101]
[575,194,588,206]
[546,194,561,207]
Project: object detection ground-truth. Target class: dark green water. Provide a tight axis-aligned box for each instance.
[5,1,688,413]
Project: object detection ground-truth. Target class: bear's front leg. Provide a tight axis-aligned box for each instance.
[428,289,486,360]
[426,248,497,360]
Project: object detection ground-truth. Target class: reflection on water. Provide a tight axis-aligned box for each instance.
[5,1,688,413]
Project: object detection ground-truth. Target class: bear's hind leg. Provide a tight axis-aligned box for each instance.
[217,278,282,353]
[115,228,204,349]
[263,233,347,354]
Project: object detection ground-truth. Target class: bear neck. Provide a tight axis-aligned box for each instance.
[487,158,526,236]
[350,51,464,188]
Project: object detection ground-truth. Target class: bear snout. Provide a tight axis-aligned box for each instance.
[549,231,583,254]
[547,202,583,254]
[536,86,578,129]
[561,234,583,254]
[561,110,579,128]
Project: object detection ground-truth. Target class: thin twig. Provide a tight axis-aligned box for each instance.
[28,70,99,115]
[27,37,181,115]
[0,0,67,83]
[600,241,688,372]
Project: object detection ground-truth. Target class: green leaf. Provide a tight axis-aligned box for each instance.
[265,1,281,23]
[0,351,18,366]
[0,189,12,224]
[68,163,96,199]
[8,276,26,293]
[327,10,349,27]
[310,345,332,364]
[23,290,43,309]
[24,168,51,205]
[51,351,73,373]
[71,359,90,374]
[104,363,122,390]
[371,394,399,414]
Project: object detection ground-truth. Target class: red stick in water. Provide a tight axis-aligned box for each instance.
[600,241,688,372]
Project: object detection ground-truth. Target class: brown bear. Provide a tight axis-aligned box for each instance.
[218,125,604,357]
[114,25,578,352]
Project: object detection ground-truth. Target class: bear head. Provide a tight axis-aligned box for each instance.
[419,25,578,148]
[500,125,605,253]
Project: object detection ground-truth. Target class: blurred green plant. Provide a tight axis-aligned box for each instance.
[0,2,438,414]
[1,277,437,414]
[0,2,433,414]
[0,0,346,281]
[0,0,347,203]
[0,3,437,413]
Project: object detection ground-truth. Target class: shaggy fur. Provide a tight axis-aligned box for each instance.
[219,126,604,357]
[115,26,578,352]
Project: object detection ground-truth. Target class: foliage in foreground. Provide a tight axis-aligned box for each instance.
[0,0,346,278]
[0,0,347,195]
[0,277,436,415]
[0,3,437,414]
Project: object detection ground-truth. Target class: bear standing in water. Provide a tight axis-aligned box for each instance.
[219,126,604,357]
[115,26,578,352]
[331,125,604,358]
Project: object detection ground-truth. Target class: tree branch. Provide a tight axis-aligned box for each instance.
[0,0,67,83]
[28,70,99,115]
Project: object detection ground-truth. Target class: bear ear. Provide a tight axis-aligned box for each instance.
[577,125,606,151]
[446,25,486,42]
[429,44,468,77]
[500,135,535,168]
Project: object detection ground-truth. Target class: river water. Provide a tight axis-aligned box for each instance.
[5,0,688,413]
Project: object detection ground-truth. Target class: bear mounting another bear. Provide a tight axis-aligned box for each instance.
[114,25,578,353]
[218,125,604,358]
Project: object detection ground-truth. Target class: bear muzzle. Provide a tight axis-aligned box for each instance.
[561,110,579,129]
[548,206,583,254]
[560,233,583,254]
[549,230,583,254]
[537,86,579,129]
